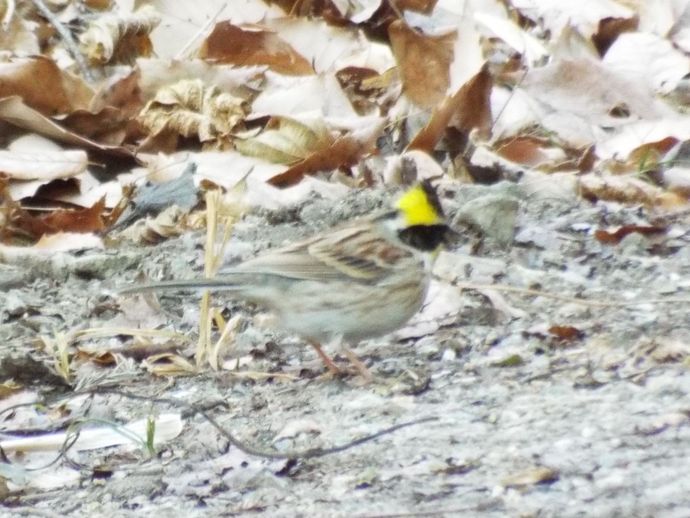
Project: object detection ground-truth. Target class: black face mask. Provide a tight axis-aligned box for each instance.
[397,224,451,251]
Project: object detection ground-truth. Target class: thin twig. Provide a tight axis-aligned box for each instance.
[31,0,95,82]
[0,387,438,461]
[93,387,437,459]
[174,3,225,60]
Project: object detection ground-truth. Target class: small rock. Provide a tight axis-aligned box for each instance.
[454,193,520,246]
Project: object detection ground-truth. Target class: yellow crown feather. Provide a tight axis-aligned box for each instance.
[395,183,443,227]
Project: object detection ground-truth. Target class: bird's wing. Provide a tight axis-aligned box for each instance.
[227,224,410,283]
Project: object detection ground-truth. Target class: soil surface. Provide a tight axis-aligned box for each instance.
[1,181,689,517]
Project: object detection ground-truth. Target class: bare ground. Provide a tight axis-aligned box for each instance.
[1,181,690,517]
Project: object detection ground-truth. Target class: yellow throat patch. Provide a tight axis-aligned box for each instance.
[395,183,443,227]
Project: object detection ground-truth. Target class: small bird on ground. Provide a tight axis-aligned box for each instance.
[120,181,451,378]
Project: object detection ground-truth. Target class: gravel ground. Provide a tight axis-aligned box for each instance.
[1,180,689,517]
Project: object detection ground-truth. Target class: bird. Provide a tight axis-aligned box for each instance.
[120,181,451,378]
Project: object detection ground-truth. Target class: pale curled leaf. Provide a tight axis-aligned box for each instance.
[0,150,87,180]
[330,0,381,23]
[513,0,634,39]
[578,173,686,209]
[137,79,247,141]
[474,11,548,65]
[267,116,385,187]
[118,205,190,243]
[252,72,359,119]
[264,16,390,73]
[234,116,332,164]
[80,5,161,65]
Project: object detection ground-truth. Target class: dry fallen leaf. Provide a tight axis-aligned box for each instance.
[579,174,687,209]
[0,149,88,181]
[142,352,198,377]
[4,196,107,241]
[199,21,313,75]
[548,325,585,342]
[137,79,247,146]
[0,96,134,158]
[39,197,107,234]
[336,66,398,115]
[494,136,573,171]
[0,56,75,115]
[502,466,560,489]
[266,116,385,187]
[235,116,332,164]
[407,64,492,153]
[388,20,455,108]
[594,225,667,245]
[80,5,161,65]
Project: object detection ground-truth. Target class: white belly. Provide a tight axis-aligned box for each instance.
[267,276,429,343]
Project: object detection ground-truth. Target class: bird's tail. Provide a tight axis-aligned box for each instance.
[118,278,241,295]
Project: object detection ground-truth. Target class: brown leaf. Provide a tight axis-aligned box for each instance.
[494,136,576,170]
[40,197,107,234]
[448,64,493,137]
[548,325,584,342]
[592,16,639,56]
[199,22,314,76]
[577,145,597,173]
[89,68,143,114]
[388,20,455,108]
[60,107,136,146]
[268,118,384,187]
[594,225,667,245]
[268,135,365,187]
[6,197,106,242]
[407,64,492,153]
[627,137,678,172]
[74,349,117,367]
[0,97,134,158]
[336,66,396,115]
[0,57,73,115]
[397,0,438,13]
[61,69,145,146]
